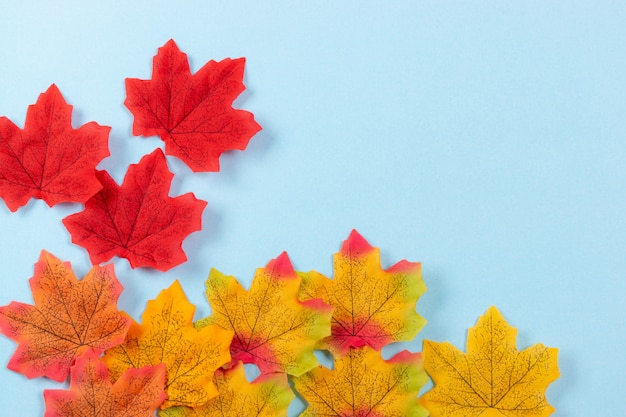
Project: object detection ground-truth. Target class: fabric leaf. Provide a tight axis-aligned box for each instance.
[196,252,333,376]
[298,229,427,356]
[0,251,131,382]
[102,280,233,409]
[63,148,207,271]
[160,361,293,417]
[0,84,110,211]
[420,306,560,417]
[293,346,428,417]
[125,39,261,172]
[44,349,166,417]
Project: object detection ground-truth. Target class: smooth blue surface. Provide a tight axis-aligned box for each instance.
[1,2,625,415]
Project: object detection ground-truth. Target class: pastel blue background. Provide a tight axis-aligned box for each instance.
[1,2,624,415]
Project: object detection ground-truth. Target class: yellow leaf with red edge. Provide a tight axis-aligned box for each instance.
[420,306,560,417]
[298,230,426,356]
[44,349,166,417]
[102,280,233,409]
[293,346,428,417]
[196,252,333,376]
[159,361,293,417]
[0,251,131,382]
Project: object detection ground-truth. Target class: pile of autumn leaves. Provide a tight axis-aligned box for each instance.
[0,231,426,416]
[0,40,560,416]
[0,232,560,417]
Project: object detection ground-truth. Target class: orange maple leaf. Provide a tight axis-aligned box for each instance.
[102,281,233,409]
[420,306,560,417]
[160,361,294,417]
[44,349,166,417]
[196,252,333,376]
[0,251,131,382]
[293,346,428,417]
[298,230,427,356]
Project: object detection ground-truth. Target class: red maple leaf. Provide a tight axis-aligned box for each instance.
[0,251,131,382]
[0,84,110,211]
[62,148,207,271]
[124,39,261,172]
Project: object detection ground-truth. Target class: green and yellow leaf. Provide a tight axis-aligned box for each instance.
[294,346,428,417]
[299,230,426,356]
[197,252,332,376]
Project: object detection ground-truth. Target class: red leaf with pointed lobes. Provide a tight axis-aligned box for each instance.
[0,251,131,382]
[0,84,110,211]
[125,39,261,172]
[63,148,207,271]
[44,349,166,417]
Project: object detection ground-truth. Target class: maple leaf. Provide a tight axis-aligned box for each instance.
[44,349,166,417]
[102,280,233,409]
[0,251,131,382]
[196,252,333,376]
[124,39,261,172]
[160,361,294,417]
[419,306,560,417]
[0,84,110,212]
[62,148,207,271]
[293,346,428,417]
[298,230,427,356]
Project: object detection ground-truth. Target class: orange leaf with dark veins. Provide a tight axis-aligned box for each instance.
[125,39,261,172]
[0,84,110,211]
[0,251,131,382]
[102,281,233,410]
[196,252,333,376]
[44,349,166,417]
[298,230,427,356]
[63,148,207,271]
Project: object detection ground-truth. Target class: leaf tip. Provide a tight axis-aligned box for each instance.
[387,349,422,365]
[267,252,297,279]
[163,38,179,49]
[342,229,374,256]
[481,305,507,327]
[45,83,61,95]
[387,259,421,274]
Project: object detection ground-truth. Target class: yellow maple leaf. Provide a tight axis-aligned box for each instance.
[420,306,559,417]
[102,281,233,409]
[159,361,294,417]
[293,346,428,417]
[298,229,427,356]
[196,252,333,376]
